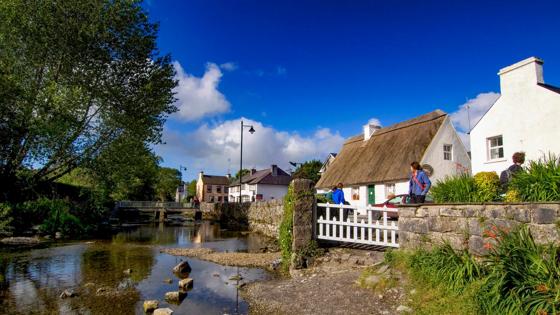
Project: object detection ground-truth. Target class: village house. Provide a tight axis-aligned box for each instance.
[316,110,471,207]
[196,172,230,203]
[229,165,292,202]
[470,57,560,174]
[319,153,337,174]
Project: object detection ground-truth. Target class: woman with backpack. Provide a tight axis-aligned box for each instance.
[409,161,431,203]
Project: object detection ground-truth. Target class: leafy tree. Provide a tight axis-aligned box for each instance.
[155,167,181,201]
[233,169,250,180]
[0,0,176,201]
[186,180,197,200]
[292,160,323,183]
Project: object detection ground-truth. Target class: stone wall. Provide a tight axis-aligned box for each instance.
[398,203,560,255]
[200,200,284,239]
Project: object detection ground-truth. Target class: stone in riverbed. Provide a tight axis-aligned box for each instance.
[60,289,76,298]
[178,278,193,289]
[55,232,62,239]
[123,268,132,275]
[228,274,243,281]
[164,291,186,303]
[163,278,173,284]
[143,300,159,313]
[172,261,191,274]
[153,308,173,315]
[397,305,413,313]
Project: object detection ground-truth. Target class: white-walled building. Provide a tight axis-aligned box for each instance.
[229,165,292,202]
[316,110,471,208]
[319,153,337,174]
[470,57,560,174]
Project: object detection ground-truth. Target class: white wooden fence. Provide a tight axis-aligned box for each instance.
[315,203,399,248]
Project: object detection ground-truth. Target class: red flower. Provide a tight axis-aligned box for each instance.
[483,242,493,250]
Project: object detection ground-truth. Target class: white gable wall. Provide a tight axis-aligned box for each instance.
[470,58,560,174]
[421,116,472,184]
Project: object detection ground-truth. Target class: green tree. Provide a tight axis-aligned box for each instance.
[155,167,181,201]
[292,160,323,183]
[186,180,197,200]
[0,0,176,201]
[233,169,250,180]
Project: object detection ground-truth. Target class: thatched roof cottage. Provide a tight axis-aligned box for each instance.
[316,110,471,207]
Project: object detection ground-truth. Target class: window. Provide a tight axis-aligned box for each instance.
[224,196,228,203]
[217,185,222,193]
[487,136,504,160]
[443,144,453,161]
[224,186,229,193]
[217,196,222,202]
[209,196,214,202]
[351,187,360,200]
[207,185,212,193]
[385,183,395,198]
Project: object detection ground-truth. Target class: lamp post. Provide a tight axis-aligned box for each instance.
[239,120,255,203]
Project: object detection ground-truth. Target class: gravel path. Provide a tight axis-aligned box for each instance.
[242,248,407,315]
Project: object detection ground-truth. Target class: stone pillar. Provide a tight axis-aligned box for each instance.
[291,179,315,269]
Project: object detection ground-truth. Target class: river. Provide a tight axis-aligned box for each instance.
[0,221,273,315]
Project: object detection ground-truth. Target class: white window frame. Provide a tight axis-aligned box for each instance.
[351,187,360,200]
[384,183,396,199]
[487,135,504,161]
[443,144,453,161]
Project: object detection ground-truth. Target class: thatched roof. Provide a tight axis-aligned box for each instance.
[316,110,447,188]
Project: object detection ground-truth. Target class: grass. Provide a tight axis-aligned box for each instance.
[360,226,560,314]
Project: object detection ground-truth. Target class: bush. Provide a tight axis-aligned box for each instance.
[477,226,560,314]
[0,203,13,236]
[431,174,478,203]
[509,154,560,202]
[279,184,294,271]
[473,172,500,202]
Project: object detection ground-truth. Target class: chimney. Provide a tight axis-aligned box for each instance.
[251,168,257,175]
[271,164,278,176]
[498,57,544,95]
[363,123,381,141]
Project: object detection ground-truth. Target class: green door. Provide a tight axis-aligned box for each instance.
[368,185,375,205]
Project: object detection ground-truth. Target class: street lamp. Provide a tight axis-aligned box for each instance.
[239,120,255,203]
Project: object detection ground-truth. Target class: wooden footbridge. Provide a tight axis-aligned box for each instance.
[114,201,200,222]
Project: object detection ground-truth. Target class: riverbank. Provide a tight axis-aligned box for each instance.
[241,248,411,315]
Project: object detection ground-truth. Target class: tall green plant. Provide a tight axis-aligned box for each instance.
[431,174,478,203]
[477,226,560,314]
[0,203,13,236]
[279,184,294,270]
[509,154,560,202]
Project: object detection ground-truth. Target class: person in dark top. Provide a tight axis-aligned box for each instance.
[409,161,431,204]
[500,152,525,188]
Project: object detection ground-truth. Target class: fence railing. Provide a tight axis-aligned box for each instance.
[116,201,194,209]
[315,203,399,248]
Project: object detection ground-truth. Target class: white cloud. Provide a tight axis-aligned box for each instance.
[157,118,345,175]
[220,62,238,71]
[172,61,231,121]
[276,66,287,76]
[367,117,382,127]
[450,92,500,150]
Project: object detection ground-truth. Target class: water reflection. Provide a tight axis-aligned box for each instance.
[0,222,272,315]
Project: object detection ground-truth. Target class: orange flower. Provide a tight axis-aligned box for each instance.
[483,230,497,239]
[483,242,493,250]
[536,284,548,293]
[536,309,548,315]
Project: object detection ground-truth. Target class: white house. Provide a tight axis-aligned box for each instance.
[470,57,560,174]
[319,153,337,174]
[316,110,471,208]
[229,165,292,202]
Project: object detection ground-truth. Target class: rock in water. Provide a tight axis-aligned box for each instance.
[143,300,159,313]
[228,274,243,281]
[153,308,174,315]
[172,261,192,274]
[55,232,62,239]
[178,278,193,289]
[163,278,173,284]
[60,289,75,298]
[164,291,186,303]
[123,268,132,275]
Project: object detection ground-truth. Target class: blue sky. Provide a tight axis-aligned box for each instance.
[146,0,560,181]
